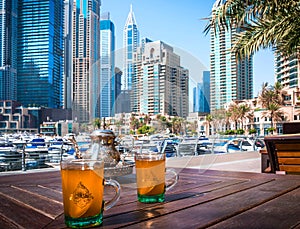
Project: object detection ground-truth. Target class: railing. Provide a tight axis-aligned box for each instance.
[0,141,78,172]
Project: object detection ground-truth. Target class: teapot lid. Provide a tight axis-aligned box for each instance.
[90,129,116,138]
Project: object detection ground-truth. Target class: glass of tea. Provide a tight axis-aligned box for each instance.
[60,159,120,228]
[135,144,178,203]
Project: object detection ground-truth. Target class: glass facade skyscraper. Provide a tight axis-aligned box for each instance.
[63,0,73,109]
[72,0,101,123]
[0,0,18,100]
[210,1,253,111]
[17,0,64,108]
[123,5,139,91]
[100,12,115,117]
[193,71,210,113]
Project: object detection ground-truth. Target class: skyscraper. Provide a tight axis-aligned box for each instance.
[63,0,73,109]
[17,0,64,108]
[100,12,115,117]
[275,52,300,111]
[193,71,210,113]
[72,0,101,123]
[123,5,139,91]
[0,0,17,100]
[210,0,253,111]
[275,53,299,89]
[132,40,189,117]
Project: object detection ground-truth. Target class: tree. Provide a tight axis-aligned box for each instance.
[204,0,300,58]
[238,104,251,130]
[130,113,139,133]
[93,118,101,129]
[259,83,285,134]
[265,102,284,134]
[171,117,184,135]
[205,114,213,136]
[228,102,240,130]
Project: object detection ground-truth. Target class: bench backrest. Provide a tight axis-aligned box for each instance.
[275,143,300,173]
[264,135,300,174]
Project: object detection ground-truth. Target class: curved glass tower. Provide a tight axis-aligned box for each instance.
[123,4,139,91]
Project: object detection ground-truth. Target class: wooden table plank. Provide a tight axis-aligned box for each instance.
[0,194,54,228]
[208,187,300,229]
[123,179,300,229]
[0,171,61,185]
[0,185,62,218]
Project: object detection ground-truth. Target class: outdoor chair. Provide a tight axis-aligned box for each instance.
[264,134,300,175]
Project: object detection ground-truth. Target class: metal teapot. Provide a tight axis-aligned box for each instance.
[89,129,121,167]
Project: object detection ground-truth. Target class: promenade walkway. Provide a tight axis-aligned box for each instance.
[167,151,261,173]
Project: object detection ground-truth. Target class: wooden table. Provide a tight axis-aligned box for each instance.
[1,168,300,228]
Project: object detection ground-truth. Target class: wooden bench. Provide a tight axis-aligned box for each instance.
[259,148,271,173]
[264,134,300,174]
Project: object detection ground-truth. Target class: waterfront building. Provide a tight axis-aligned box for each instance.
[17,0,64,108]
[40,120,79,137]
[0,100,73,133]
[193,71,210,113]
[132,40,189,117]
[222,95,300,136]
[122,4,140,91]
[0,100,36,132]
[63,0,73,109]
[72,0,101,123]
[0,0,17,101]
[100,12,115,117]
[210,0,253,112]
[276,53,299,89]
[275,52,300,109]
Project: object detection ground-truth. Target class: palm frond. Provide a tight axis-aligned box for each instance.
[204,0,300,58]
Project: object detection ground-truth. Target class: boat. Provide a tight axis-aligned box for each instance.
[0,141,22,171]
[161,139,179,157]
[48,137,75,163]
[25,137,49,166]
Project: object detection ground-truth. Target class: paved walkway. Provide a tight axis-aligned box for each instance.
[166,151,261,173]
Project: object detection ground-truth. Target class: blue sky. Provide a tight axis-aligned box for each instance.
[101,0,275,97]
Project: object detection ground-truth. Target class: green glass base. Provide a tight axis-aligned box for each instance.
[65,213,103,228]
[138,193,165,203]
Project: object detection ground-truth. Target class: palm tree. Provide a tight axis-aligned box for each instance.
[130,114,139,133]
[171,117,184,135]
[228,102,240,130]
[93,118,101,129]
[270,103,284,132]
[238,104,251,130]
[245,110,254,133]
[259,83,285,134]
[204,0,300,58]
[205,114,213,136]
[259,82,284,107]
